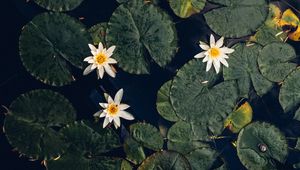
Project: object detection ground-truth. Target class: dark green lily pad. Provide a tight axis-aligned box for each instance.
[46,121,121,169]
[185,148,219,170]
[130,123,164,151]
[4,89,76,160]
[106,0,177,74]
[205,0,268,38]
[223,43,273,97]
[89,23,107,46]
[167,121,210,154]
[124,136,146,165]
[156,80,180,122]
[170,59,238,125]
[19,12,91,86]
[137,151,191,170]
[237,122,288,170]
[169,0,206,18]
[33,0,84,11]
[258,42,297,82]
[279,69,300,112]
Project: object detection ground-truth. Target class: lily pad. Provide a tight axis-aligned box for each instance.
[169,0,206,18]
[137,151,191,170]
[106,0,177,74]
[124,136,146,165]
[4,89,76,160]
[223,43,273,97]
[89,23,107,46]
[204,0,268,38]
[130,123,164,151]
[156,80,180,122]
[237,122,288,170]
[19,12,91,86]
[279,69,300,112]
[185,148,219,170]
[33,0,84,11]
[46,121,121,169]
[258,42,297,82]
[170,59,238,125]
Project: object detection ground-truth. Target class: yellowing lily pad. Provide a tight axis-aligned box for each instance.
[169,0,206,18]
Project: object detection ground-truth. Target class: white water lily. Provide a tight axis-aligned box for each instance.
[83,42,117,79]
[194,34,235,73]
[94,89,134,129]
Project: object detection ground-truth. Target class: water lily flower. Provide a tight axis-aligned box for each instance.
[94,89,134,129]
[83,42,117,79]
[194,34,235,73]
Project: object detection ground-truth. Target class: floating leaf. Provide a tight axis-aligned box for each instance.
[167,121,210,154]
[223,43,273,97]
[156,80,180,122]
[258,42,297,82]
[106,0,177,74]
[224,101,253,133]
[124,136,146,165]
[237,122,288,170]
[169,0,206,18]
[279,69,300,112]
[170,59,238,126]
[137,151,190,170]
[19,12,91,86]
[130,123,164,151]
[89,23,107,46]
[278,9,299,28]
[185,148,220,170]
[46,121,121,169]
[33,0,84,11]
[204,0,268,38]
[4,89,76,160]
[121,160,133,170]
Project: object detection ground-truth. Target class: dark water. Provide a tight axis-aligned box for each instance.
[1,0,300,170]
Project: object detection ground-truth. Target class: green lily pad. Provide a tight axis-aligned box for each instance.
[19,12,91,86]
[124,136,146,165]
[237,122,288,170]
[169,0,206,18]
[170,59,238,125]
[223,43,273,97]
[106,0,177,74]
[156,80,180,122]
[130,123,164,151]
[4,89,76,160]
[204,0,268,38]
[33,0,84,11]
[185,148,219,170]
[258,42,297,82]
[167,121,210,154]
[137,151,191,170]
[279,69,300,112]
[89,23,107,46]
[46,121,121,169]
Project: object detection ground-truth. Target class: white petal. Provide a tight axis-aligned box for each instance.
[88,59,95,64]
[119,111,135,120]
[206,59,213,72]
[109,116,114,122]
[97,66,104,79]
[83,65,94,75]
[210,34,215,47]
[84,56,93,62]
[119,104,130,110]
[107,96,114,104]
[106,45,116,57]
[114,89,124,105]
[194,51,206,58]
[219,57,229,67]
[91,64,97,70]
[223,55,229,59]
[107,58,117,64]
[113,121,119,129]
[98,42,104,51]
[99,102,108,108]
[213,59,221,73]
[99,111,106,118]
[88,44,97,52]
[103,117,110,128]
[216,37,224,48]
[202,56,209,62]
[221,47,235,54]
[91,50,97,56]
[104,64,116,78]
[93,110,102,117]
[199,41,210,50]
[114,116,121,128]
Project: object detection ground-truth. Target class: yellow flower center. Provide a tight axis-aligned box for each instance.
[107,104,119,116]
[209,48,221,58]
[95,53,107,64]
